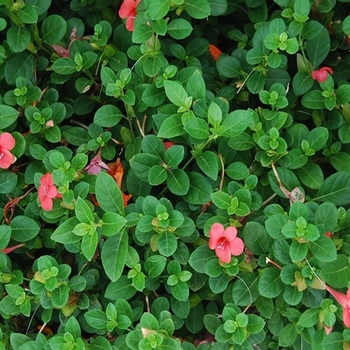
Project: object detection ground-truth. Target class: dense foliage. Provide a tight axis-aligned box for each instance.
[1,0,350,349]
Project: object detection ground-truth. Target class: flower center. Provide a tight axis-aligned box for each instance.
[42,185,49,196]
[217,238,227,250]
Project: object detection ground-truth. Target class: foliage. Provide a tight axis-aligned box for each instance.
[1,0,350,349]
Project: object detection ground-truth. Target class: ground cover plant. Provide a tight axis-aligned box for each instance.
[1,0,350,348]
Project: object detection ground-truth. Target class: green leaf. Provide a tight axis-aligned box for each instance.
[81,231,98,261]
[0,225,11,250]
[51,58,77,75]
[171,280,189,301]
[148,165,167,186]
[289,241,308,262]
[189,245,214,273]
[95,172,124,215]
[315,202,338,232]
[278,323,298,347]
[306,126,329,151]
[17,5,38,24]
[165,145,185,168]
[167,19,193,40]
[158,232,177,257]
[130,153,160,182]
[222,110,252,137]
[0,105,19,128]
[145,255,167,278]
[147,0,171,20]
[183,172,212,205]
[196,151,219,180]
[297,308,319,328]
[101,230,128,282]
[157,114,185,138]
[0,172,17,194]
[211,191,231,209]
[51,217,81,244]
[216,56,241,78]
[132,24,153,43]
[102,212,127,237]
[75,197,94,224]
[163,80,188,107]
[314,171,350,205]
[305,26,330,67]
[41,14,67,45]
[209,274,229,293]
[185,0,211,19]
[94,105,123,127]
[7,26,30,53]
[243,222,270,255]
[320,254,350,288]
[183,117,210,139]
[297,163,324,190]
[167,169,190,195]
[258,268,284,298]
[292,71,313,96]
[85,310,108,330]
[309,235,337,262]
[247,314,266,334]
[10,216,40,242]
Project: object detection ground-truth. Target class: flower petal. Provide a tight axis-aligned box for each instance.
[0,132,15,150]
[0,149,14,169]
[229,237,245,256]
[40,197,53,211]
[41,173,54,187]
[125,17,135,31]
[343,307,350,328]
[209,223,225,249]
[223,226,238,241]
[215,245,231,263]
[326,285,348,308]
[119,0,136,18]
[46,185,58,199]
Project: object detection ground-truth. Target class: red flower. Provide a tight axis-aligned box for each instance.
[325,285,350,327]
[209,44,223,62]
[119,0,141,32]
[164,141,175,150]
[38,173,60,211]
[0,132,16,169]
[107,158,132,207]
[85,149,110,175]
[208,223,244,263]
[311,67,333,83]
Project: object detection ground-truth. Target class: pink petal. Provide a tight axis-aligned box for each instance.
[208,223,225,249]
[0,149,14,169]
[343,307,350,327]
[125,17,135,31]
[326,285,348,308]
[40,197,53,211]
[215,245,231,263]
[229,237,245,256]
[0,132,15,150]
[223,226,238,241]
[46,185,58,199]
[119,0,136,18]
[41,173,54,187]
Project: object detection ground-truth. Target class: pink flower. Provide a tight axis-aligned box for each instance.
[85,150,110,175]
[38,173,60,211]
[0,132,16,169]
[208,223,244,263]
[312,67,333,83]
[119,0,141,31]
[51,44,70,57]
[325,285,350,327]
